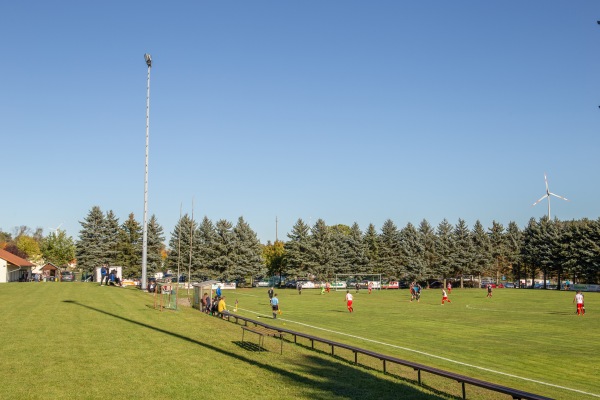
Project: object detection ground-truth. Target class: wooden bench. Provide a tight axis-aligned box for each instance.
[241,325,284,354]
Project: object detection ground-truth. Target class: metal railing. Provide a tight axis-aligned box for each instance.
[222,312,551,400]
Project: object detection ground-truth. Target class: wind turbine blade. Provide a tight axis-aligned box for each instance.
[550,192,569,201]
[532,195,548,206]
[544,173,549,192]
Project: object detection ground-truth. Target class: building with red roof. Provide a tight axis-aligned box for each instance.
[0,248,34,283]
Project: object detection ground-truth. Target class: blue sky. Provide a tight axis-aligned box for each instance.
[2,1,599,244]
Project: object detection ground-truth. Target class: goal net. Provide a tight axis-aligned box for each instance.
[334,273,382,291]
[154,283,178,311]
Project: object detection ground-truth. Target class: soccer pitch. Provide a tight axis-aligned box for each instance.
[230,286,600,399]
[0,283,596,399]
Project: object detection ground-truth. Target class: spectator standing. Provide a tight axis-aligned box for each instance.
[100,265,107,286]
[205,293,212,314]
[268,287,274,300]
[201,292,208,312]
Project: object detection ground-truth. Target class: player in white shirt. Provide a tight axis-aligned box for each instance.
[441,288,451,305]
[573,291,585,316]
[345,290,354,313]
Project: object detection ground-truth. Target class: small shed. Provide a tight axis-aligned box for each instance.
[0,249,34,283]
[40,263,60,281]
[192,280,219,310]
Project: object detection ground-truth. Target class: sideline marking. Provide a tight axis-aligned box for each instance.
[235,307,599,398]
[465,304,573,314]
[231,291,259,298]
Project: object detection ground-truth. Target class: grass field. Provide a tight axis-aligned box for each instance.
[231,286,600,399]
[0,283,597,400]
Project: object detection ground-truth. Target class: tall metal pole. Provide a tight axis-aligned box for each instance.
[141,53,152,291]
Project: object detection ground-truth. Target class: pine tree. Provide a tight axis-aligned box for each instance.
[452,218,473,279]
[400,222,424,281]
[434,219,454,281]
[505,221,523,283]
[115,213,142,278]
[232,216,264,281]
[344,222,368,275]
[167,214,197,278]
[327,224,347,275]
[309,219,335,280]
[488,220,508,284]
[284,219,312,279]
[521,217,542,286]
[212,219,235,280]
[76,206,107,272]
[378,219,401,278]
[147,215,166,276]
[418,219,437,283]
[363,223,379,272]
[104,210,120,266]
[196,216,217,279]
[471,220,492,280]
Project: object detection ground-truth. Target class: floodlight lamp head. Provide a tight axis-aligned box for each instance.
[144,53,152,68]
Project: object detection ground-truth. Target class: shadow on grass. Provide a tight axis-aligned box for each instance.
[290,340,462,400]
[233,340,263,352]
[63,300,449,400]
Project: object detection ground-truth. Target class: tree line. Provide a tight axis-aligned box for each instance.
[2,207,599,285]
[269,217,600,286]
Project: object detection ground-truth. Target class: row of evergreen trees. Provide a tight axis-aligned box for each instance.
[75,206,165,277]
[278,217,600,285]
[74,205,600,285]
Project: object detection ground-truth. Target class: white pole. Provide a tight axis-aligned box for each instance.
[141,53,152,291]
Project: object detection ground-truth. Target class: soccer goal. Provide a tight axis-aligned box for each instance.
[334,273,382,291]
[154,282,178,311]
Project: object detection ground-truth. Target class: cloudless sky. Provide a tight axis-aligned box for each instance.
[2,1,600,244]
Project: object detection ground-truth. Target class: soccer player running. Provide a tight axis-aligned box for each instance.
[441,288,451,305]
[573,290,585,316]
[486,284,493,298]
[414,283,422,302]
[345,290,354,313]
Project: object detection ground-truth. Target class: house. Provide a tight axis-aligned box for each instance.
[0,248,34,283]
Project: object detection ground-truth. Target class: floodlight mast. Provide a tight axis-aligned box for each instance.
[141,53,152,291]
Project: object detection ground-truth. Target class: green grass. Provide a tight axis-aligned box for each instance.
[0,283,597,399]
[229,286,600,399]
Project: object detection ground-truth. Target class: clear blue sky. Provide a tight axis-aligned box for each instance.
[2,1,599,244]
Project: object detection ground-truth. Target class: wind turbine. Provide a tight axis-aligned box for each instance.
[532,173,569,221]
[47,223,63,235]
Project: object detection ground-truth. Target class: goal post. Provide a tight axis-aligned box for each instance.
[334,273,382,291]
